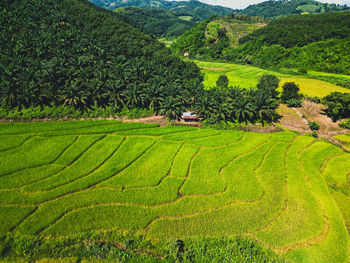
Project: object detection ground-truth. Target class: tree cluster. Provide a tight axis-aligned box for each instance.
[115,7,195,38]
[238,0,349,20]
[194,75,280,126]
[322,92,350,121]
[0,0,202,114]
[90,0,234,22]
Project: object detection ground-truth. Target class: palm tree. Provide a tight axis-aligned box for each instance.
[233,97,254,125]
[250,89,277,126]
[122,84,143,108]
[142,82,164,111]
[194,91,213,120]
[60,80,87,107]
[158,96,183,120]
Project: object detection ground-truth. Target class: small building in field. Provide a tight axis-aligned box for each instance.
[181,112,198,122]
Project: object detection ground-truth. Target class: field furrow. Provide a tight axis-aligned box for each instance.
[1,121,349,263]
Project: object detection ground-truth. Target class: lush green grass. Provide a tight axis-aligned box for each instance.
[0,121,349,263]
[193,60,350,97]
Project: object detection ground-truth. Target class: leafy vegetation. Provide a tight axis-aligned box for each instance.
[0,232,284,262]
[238,0,350,19]
[322,92,350,121]
[114,7,195,38]
[232,12,350,74]
[172,15,267,59]
[0,121,349,262]
[89,0,234,22]
[0,0,203,117]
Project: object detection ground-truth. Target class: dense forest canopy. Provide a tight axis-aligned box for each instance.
[238,0,350,19]
[232,11,350,74]
[0,0,203,110]
[173,11,350,75]
[239,11,350,48]
[89,0,234,22]
[114,7,195,38]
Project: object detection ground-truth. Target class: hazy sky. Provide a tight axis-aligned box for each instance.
[197,0,350,9]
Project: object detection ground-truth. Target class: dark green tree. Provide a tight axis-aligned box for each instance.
[281,82,301,104]
[256,74,280,98]
[216,75,229,90]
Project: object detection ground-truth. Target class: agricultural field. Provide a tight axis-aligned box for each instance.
[194,60,350,97]
[0,120,349,262]
[335,133,350,151]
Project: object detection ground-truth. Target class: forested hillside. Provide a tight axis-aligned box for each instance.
[171,15,267,59]
[0,0,202,110]
[175,11,350,74]
[114,7,194,38]
[239,0,350,19]
[89,0,234,22]
[231,12,350,74]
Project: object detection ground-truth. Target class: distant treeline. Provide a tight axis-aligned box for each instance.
[115,7,195,38]
[231,12,350,74]
[173,12,350,75]
[238,0,350,19]
[89,0,234,22]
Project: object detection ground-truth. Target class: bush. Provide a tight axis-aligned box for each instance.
[298,68,308,74]
[339,119,350,129]
[308,121,320,131]
[311,131,318,138]
[286,98,302,107]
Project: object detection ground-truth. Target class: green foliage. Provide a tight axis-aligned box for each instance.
[281,82,302,104]
[171,16,266,59]
[0,0,203,119]
[216,75,229,89]
[256,74,280,98]
[238,0,349,19]
[322,92,350,121]
[308,121,320,131]
[339,119,350,129]
[0,232,284,262]
[114,7,195,38]
[90,0,234,22]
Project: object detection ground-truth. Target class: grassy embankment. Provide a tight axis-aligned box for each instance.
[0,121,349,262]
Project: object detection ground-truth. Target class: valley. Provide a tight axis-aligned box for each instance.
[1,0,350,262]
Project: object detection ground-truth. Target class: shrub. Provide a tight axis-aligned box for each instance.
[311,131,318,138]
[298,68,308,74]
[308,121,320,131]
[339,119,350,129]
[286,98,302,107]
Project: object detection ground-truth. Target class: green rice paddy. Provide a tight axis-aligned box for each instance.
[0,121,349,262]
[193,60,350,97]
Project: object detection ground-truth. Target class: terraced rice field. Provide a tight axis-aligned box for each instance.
[1,121,349,262]
[193,60,350,97]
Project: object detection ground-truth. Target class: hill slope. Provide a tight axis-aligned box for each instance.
[114,6,195,38]
[171,15,267,59]
[0,0,202,109]
[238,0,350,19]
[89,0,234,21]
[232,11,350,74]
